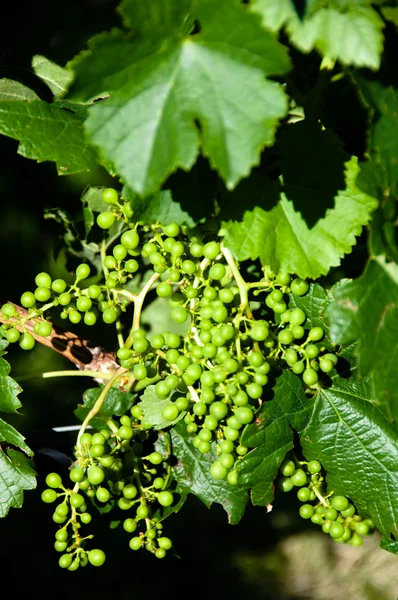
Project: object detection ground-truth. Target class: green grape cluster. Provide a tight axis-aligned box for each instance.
[278,457,375,546]
[10,186,342,567]
[41,410,175,569]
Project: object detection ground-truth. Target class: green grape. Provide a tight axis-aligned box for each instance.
[210,461,227,480]
[158,491,174,507]
[41,489,58,503]
[76,263,90,280]
[203,241,219,260]
[55,528,68,542]
[205,415,218,431]
[118,425,133,439]
[129,537,143,550]
[311,513,324,525]
[280,459,296,477]
[80,433,92,446]
[158,537,172,550]
[104,255,117,270]
[290,308,306,327]
[97,212,115,229]
[113,244,127,261]
[284,348,298,366]
[151,334,165,349]
[70,493,85,508]
[291,325,305,339]
[6,328,20,343]
[87,466,105,485]
[227,470,238,485]
[236,445,248,456]
[102,188,119,204]
[52,279,67,294]
[163,223,180,237]
[235,406,254,424]
[69,310,82,324]
[331,495,349,511]
[329,522,345,539]
[291,278,309,296]
[209,263,226,280]
[305,344,319,359]
[302,369,318,386]
[308,327,324,341]
[219,453,235,469]
[249,321,269,341]
[290,469,308,487]
[55,503,69,517]
[70,467,84,483]
[35,272,52,288]
[134,364,147,381]
[162,404,179,421]
[1,303,16,317]
[76,296,92,312]
[308,460,322,474]
[59,554,73,569]
[246,383,263,399]
[90,443,105,457]
[58,292,71,306]
[123,484,138,500]
[278,329,294,345]
[223,426,239,441]
[198,428,212,443]
[157,281,172,298]
[299,504,315,519]
[193,402,207,416]
[88,549,106,567]
[297,487,311,502]
[103,308,117,324]
[324,508,338,521]
[355,521,370,536]
[46,472,62,488]
[319,358,334,373]
[21,291,36,308]
[198,440,210,453]
[123,518,137,533]
[122,203,133,218]
[171,307,188,323]
[125,259,139,273]
[340,504,356,518]
[34,286,51,302]
[209,401,228,420]
[148,451,163,465]
[165,349,179,364]
[121,230,139,250]
[292,361,305,374]
[278,477,294,492]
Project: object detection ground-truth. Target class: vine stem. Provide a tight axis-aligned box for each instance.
[220,244,250,313]
[76,365,127,449]
[41,370,113,380]
[124,272,160,349]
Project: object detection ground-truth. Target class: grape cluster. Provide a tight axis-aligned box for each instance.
[41,411,175,569]
[278,457,375,546]
[7,186,342,567]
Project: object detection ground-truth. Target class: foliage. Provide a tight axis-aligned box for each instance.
[0,0,398,574]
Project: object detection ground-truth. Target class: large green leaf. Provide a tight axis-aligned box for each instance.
[0,79,97,174]
[300,373,398,542]
[237,371,313,505]
[169,421,248,524]
[68,0,290,197]
[324,257,398,424]
[222,157,378,278]
[251,1,384,69]
[0,449,36,518]
[0,417,32,456]
[0,356,22,414]
[122,187,198,227]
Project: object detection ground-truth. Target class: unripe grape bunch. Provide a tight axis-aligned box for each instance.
[0,187,349,570]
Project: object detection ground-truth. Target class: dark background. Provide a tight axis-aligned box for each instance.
[0,3,394,599]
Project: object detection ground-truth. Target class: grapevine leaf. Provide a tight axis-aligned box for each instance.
[380,536,398,555]
[68,0,290,197]
[249,0,297,32]
[324,257,398,424]
[32,55,74,98]
[75,387,134,429]
[300,373,398,541]
[122,187,198,228]
[0,356,22,414]
[287,7,384,70]
[223,156,378,279]
[0,79,97,175]
[0,448,36,518]
[237,371,312,506]
[169,421,248,524]
[154,431,188,521]
[355,76,398,197]
[0,417,32,456]
[137,386,185,430]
